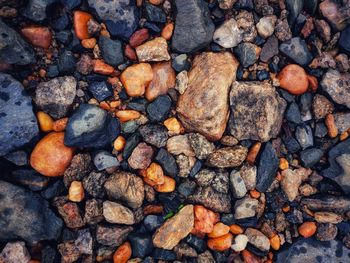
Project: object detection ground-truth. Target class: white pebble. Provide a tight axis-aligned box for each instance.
[231,234,248,252]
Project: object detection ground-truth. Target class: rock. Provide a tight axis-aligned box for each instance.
[176,154,196,177]
[319,0,350,31]
[172,54,190,72]
[96,225,133,247]
[260,35,279,62]
[88,0,139,39]
[300,148,323,168]
[218,0,237,9]
[211,170,229,194]
[206,146,248,168]
[177,52,238,141]
[139,124,168,148]
[313,94,334,119]
[245,228,270,252]
[295,125,313,149]
[103,201,135,225]
[155,148,179,177]
[0,242,30,263]
[234,197,258,219]
[129,233,153,258]
[316,223,338,241]
[175,70,188,94]
[88,81,113,102]
[54,198,84,228]
[30,132,74,177]
[0,181,62,242]
[234,42,261,68]
[0,73,39,156]
[146,62,176,101]
[58,50,76,74]
[104,171,144,208]
[144,215,164,231]
[286,102,302,124]
[76,54,93,75]
[63,153,92,187]
[279,37,313,66]
[121,63,154,97]
[314,212,343,224]
[285,0,304,25]
[301,195,350,213]
[188,186,231,213]
[275,11,293,41]
[276,238,350,262]
[146,95,172,122]
[128,142,153,169]
[10,169,49,191]
[278,64,309,95]
[239,164,257,190]
[98,36,123,67]
[22,0,57,22]
[174,242,197,259]
[171,0,214,53]
[334,112,350,133]
[213,18,242,48]
[188,133,215,160]
[84,199,104,224]
[340,26,350,55]
[166,134,195,156]
[186,234,207,253]
[321,69,350,108]
[281,168,308,201]
[198,251,215,263]
[256,142,279,192]
[64,104,120,148]
[230,170,247,198]
[256,15,277,38]
[153,205,194,249]
[35,76,77,119]
[153,248,177,260]
[231,234,248,252]
[21,26,52,49]
[93,151,119,171]
[194,169,216,186]
[136,37,170,62]
[229,81,286,142]
[144,3,166,23]
[236,10,257,42]
[83,172,107,198]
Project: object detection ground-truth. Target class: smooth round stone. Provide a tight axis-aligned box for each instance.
[231,234,248,252]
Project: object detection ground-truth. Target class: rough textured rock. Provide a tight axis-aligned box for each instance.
[171,0,214,53]
[0,242,31,263]
[281,168,311,201]
[321,69,350,108]
[234,42,261,68]
[104,171,144,209]
[99,36,124,67]
[103,201,135,225]
[334,112,350,133]
[229,81,286,142]
[230,170,247,198]
[234,197,258,219]
[279,37,313,66]
[153,205,194,249]
[22,0,57,22]
[213,18,242,48]
[177,52,239,141]
[35,76,77,119]
[139,124,168,148]
[301,195,350,213]
[0,73,39,156]
[245,228,270,252]
[188,133,215,160]
[206,146,248,168]
[128,142,153,170]
[0,181,62,242]
[96,225,133,247]
[166,134,195,157]
[136,37,170,62]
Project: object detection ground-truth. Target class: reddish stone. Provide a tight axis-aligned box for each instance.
[74,11,92,40]
[128,143,154,170]
[21,26,52,49]
[125,44,137,61]
[129,28,149,48]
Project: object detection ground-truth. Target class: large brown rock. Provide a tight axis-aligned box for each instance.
[177,52,239,141]
[229,81,286,142]
[153,205,194,249]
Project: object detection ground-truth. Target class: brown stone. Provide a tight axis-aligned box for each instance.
[129,28,149,48]
[103,201,135,225]
[128,142,153,170]
[76,54,93,75]
[177,52,239,141]
[136,37,170,62]
[153,205,194,249]
[145,61,175,101]
[320,0,350,31]
[312,94,334,119]
[166,134,195,157]
[21,26,52,49]
[206,146,248,168]
[120,63,153,97]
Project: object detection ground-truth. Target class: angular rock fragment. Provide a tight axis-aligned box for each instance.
[206,146,248,168]
[321,70,350,108]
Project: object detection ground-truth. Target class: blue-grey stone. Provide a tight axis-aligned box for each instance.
[144,3,166,23]
[99,36,124,67]
[22,0,58,22]
[143,215,163,232]
[146,95,172,123]
[279,37,313,66]
[93,151,119,171]
[155,148,178,177]
[0,73,39,156]
[300,148,323,168]
[234,42,260,68]
[88,81,113,101]
[340,26,350,55]
[295,125,313,149]
[285,0,304,25]
[285,102,302,124]
[139,124,168,148]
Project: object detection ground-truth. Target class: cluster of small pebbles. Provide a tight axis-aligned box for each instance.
[1,0,350,262]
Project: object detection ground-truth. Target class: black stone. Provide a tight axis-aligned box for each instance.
[282,134,301,153]
[139,124,168,148]
[256,142,279,192]
[285,0,304,25]
[123,133,141,159]
[11,169,49,191]
[51,13,70,31]
[129,233,153,258]
[153,248,176,261]
[128,98,148,112]
[340,26,350,55]
[146,95,172,122]
[155,148,178,177]
[47,65,60,78]
[158,192,182,213]
[56,30,73,45]
[58,50,76,74]
[88,81,113,101]
[22,0,58,22]
[279,37,313,66]
[185,234,207,253]
[143,215,164,232]
[60,0,81,10]
[304,0,318,14]
[300,148,323,168]
[234,43,259,68]
[99,36,124,67]
[42,245,59,263]
[178,180,197,197]
[144,3,166,23]
[41,180,65,200]
[285,102,302,124]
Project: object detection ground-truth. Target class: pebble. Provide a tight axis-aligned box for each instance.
[236,10,257,42]
[98,36,124,67]
[153,205,194,249]
[146,95,172,122]
[256,15,277,38]
[171,0,214,53]
[188,133,215,160]
[144,3,166,23]
[245,228,270,252]
[174,242,197,259]
[278,64,309,95]
[153,248,177,260]
[129,233,153,258]
[128,142,153,170]
[207,233,233,251]
[22,0,56,22]
[260,35,279,62]
[35,76,77,119]
[218,0,236,9]
[211,171,229,194]
[316,223,338,241]
[103,201,135,225]
[120,63,154,97]
[213,18,242,48]
[231,234,248,252]
[295,125,314,149]
[88,81,113,102]
[21,26,52,49]
[234,42,261,68]
[281,168,307,201]
[334,112,350,133]
[230,170,247,198]
[93,151,119,171]
[198,251,215,263]
[58,50,77,74]
[136,37,170,62]
[0,181,62,242]
[113,241,132,263]
[340,26,350,55]
[275,11,292,41]
[319,0,349,31]
[96,225,133,247]
[68,181,84,202]
[194,169,216,186]
[229,81,286,142]
[129,28,149,48]
[279,37,313,66]
[314,212,343,224]
[0,74,39,156]
[175,70,188,94]
[144,215,164,231]
[234,197,258,219]
[84,199,104,224]
[312,94,334,119]
[301,195,350,214]
[300,148,323,168]
[0,242,30,263]
[286,102,302,124]
[286,0,304,25]
[139,124,168,148]
[104,171,144,208]
[172,54,190,72]
[176,154,196,177]
[166,134,195,156]
[206,146,248,168]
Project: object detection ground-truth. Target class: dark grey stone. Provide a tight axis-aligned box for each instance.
[22,0,57,22]
[279,37,313,66]
[88,81,113,101]
[155,148,178,177]
[144,3,166,23]
[285,102,302,124]
[300,148,323,168]
[146,95,172,123]
[138,124,168,148]
[285,0,304,25]
[340,25,350,55]
[129,233,153,258]
[58,50,76,74]
[99,36,124,67]
[234,42,260,68]
[295,125,313,149]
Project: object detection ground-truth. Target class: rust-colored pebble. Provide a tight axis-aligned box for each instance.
[207,233,233,251]
[81,37,96,49]
[230,224,244,235]
[74,11,92,40]
[161,23,174,40]
[93,59,114,75]
[68,181,84,202]
[298,222,317,238]
[279,157,289,170]
[277,64,309,95]
[113,242,132,263]
[242,249,262,263]
[116,110,141,122]
[129,28,149,48]
[154,175,175,192]
[325,114,338,138]
[208,222,230,238]
[21,26,52,49]
[246,142,261,165]
[37,111,54,132]
[53,117,68,132]
[114,136,126,152]
[249,189,261,199]
[270,234,281,250]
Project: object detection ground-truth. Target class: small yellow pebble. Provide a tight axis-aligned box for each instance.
[68,181,84,202]
[279,158,289,170]
[114,136,126,152]
[164,117,184,134]
[37,111,53,132]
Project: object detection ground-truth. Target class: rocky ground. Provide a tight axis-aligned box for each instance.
[0,0,350,262]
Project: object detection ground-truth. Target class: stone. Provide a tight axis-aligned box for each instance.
[103,201,135,225]
[174,242,197,259]
[314,212,343,224]
[64,104,120,148]
[281,169,308,201]
[64,153,93,187]
[275,11,293,41]
[93,151,119,171]
[176,154,196,178]
[229,81,286,142]
[194,169,216,186]
[166,134,195,156]
[0,181,62,242]
[256,15,277,38]
[153,205,194,249]
[153,248,177,260]
[211,170,229,194]
[236,10,257,42]
[22,0,57,22]
[54,198,84,228]
[188,186,231,213]
[21,26,52,49]
[146,62,176,101]
[300,148,323,168]
[58,50,76,74]
[256,142,279,192]
[0,242,30,263]
[155,148,179,177]
[175,70,188,94]
[188,133,215,160]
[260,35,279,62]
[35,76,77,119]
[245,228,270,252]
[136,37,170,62]
[286,102,302,124]
[57,241,80,263]
[10,169,49,191]
[313,94,334,119]
[286,0,304,25]
[88,0,139,39]
[340,26,350,55]
[146,95,172,122]
[83,172,107,198]
[76,54,93,75]
[234,43,261,68]
[301,195,350,213]
[139,124,168,148]
[177,52,238,141]
[144,3,166,23]
[0,73,39,156]
[234,197,258,219]
[321,69,350,108]
[172,54,190,72]
[99,36,124,67]
[84,199,104,224]
[231,234,248,252]
[128,142,153,169]
[319,0,350,31]
[171,0,214,53]
[213,18,242,48]
[88,81,113,102]
[230,170,247,198]
[218,0,237,9]
[198,251,215,263]
[279,37,313,66]
[206,146,248,168]
[334,112,350,133]
[104,171,144,208]
[276,238,350,263]
[144,215,164,231]
[129,233,153,258]
[0,20,35,65]
[96,225,133,247]
[278,64,309,95]
[316,223,338,241]
[240,164,257,190]
[295,125,313,149]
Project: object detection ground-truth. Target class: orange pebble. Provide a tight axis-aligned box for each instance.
[116,110,141,122]
[145,162,165,186]
[277,64,309,95]
[53,117,68,132]
[114,136,126,151]
[164,117,184,134]
[279,158,289,170]
[307,75,318,92]
[125,44,137,61]
[74,11,92,40]
[99,101,111,111]
[246,142,261,165]
[207,233,233,251]
[242,250,262,263]
[161,23,174,40]
[269,234,280,250]
[93,59,114,75]
[154,175,175,192]
[21,26,52,49]
[340,131,349,141]
[249,189,261,199]
[325,114,338,138]
[81,38,96,49]
[192,205,220,236]
[113,242,132,263]
[298,222,317,238]
[230,224,244,235]
[282,205,290,213]
[37,111,54,132]
[208,222,230,238]
[68,181,84,202]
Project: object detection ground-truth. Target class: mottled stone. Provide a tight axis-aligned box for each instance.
[103,201,135,225]
[234,197,258,219]
[213,18,242,48]
[136,37,170,62]
[206,146,248,168]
